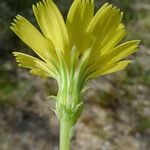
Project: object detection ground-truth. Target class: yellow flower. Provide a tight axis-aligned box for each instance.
[11,1,140,148]
[11,0,140,119]
[11,0,140,85]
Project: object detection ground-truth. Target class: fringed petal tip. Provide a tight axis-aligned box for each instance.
[11,15,25,27]
[11,14,56,61]
[12,52,34,69]
[13,52,20,63]
[12,52,53,78]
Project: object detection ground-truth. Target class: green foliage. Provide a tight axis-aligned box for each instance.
[137,117,150,133]
[0,63,40,106]
[140,71,150,87]
[0,65,17,100]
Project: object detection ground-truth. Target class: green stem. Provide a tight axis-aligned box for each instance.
[59,119,74,150]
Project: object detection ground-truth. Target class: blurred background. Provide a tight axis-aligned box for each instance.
[0,0,150,149]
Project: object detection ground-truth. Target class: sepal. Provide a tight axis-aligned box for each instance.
[55,101,83,124]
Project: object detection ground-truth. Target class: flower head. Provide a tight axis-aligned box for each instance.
[11,0,140,121]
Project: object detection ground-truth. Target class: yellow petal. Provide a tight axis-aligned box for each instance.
[87,3,123,56]
[88,3,122,36]
[87,60,132,80]
[100,24,126,55]
[30,69,49,78]
[100,60,132,75]
[32,0,69,55]
[87,3,110,34]
[90,24,126,60]
[10,15,55,62]
[81,40,140,80]
[101,40,140,64]
[13,52,56,78]
[66,0,94,53]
